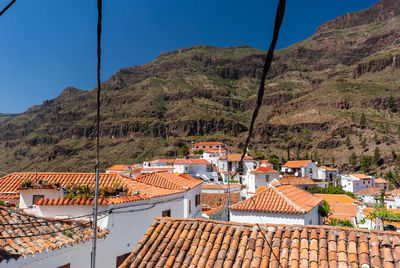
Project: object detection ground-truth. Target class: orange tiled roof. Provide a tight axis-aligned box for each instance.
[193,142,224,147]
[229,185,322,214]
[388,189,400,195]
[0,207,108,261]
[282,160,311,168]
[201,193,240,216]
[329,203,358,222]
[351,173,371,180]
[356,187,382,195]
[318,165,338,171]
[203,148,226,153]
[375,178,388,184]
[174,159,210,165]
[259,160,273,166]
[106,165,133,171]
[119,217,400,268]
[315,194,359,204]
[201,183,241,189]
[218,154,253,162]
[273,175,324,186]
[135,172,202,190]
[0,172,186,205]
[250,166,279,174]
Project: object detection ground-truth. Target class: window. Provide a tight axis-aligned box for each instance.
[309,168,312,174]
[189,200,192,215]
[116,253,131,267]
[309,220,312,225]
[195,194,201,207]
[57,264,70,268]
[162,209,171,217]
[32,195,44,205]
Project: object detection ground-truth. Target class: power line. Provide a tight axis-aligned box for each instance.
[91,0,102,266]
[0,0,16,17]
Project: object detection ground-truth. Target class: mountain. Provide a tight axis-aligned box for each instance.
[1,0,400,174]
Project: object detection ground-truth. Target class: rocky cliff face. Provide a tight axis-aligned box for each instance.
[317,0,400,32]
[1,0,400,173]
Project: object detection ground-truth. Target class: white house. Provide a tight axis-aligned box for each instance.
[218,154,255,184]
[281,160,318,180]
[0,171,203,268]
[173,158,217,181]
[229,184,323,226]
[355,187,382,205]
[201,148,226,166]
[317,165,339,182]
[375,178,389,191]
[341,174,376,193]
[244,166,280,196]
[0,206,109,268]
[192,141,225,151]
[385,197,400,209]
[142,159,175,173]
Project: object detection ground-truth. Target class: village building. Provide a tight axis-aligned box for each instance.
[229,185,323,226]
[244,166,280,196]
[173,158,216,180]
[270,175,327,190]
[340,174,376,193]
[106,164,142,178]
[0,171,202,268]
[317,165,339,182]
[375,178,389,191]
[315,194,360,226]
[201,192,240,221]
[388,189,400,197]
[0,207,108,268]
[141,159,175,173]
[356,187,383,205]
[385,196,400,209]
[201,183,242,195]
[281,160,318,180]
[119,217,400,268]
[201,148,226,166]
[218,154,255,183]
[192,141,225,151]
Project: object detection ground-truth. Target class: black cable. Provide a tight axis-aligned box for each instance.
[0,0,16,17]
[238,0,286,169]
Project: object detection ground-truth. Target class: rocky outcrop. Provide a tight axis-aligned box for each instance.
[317,0,400,32]
[353,57,393,78]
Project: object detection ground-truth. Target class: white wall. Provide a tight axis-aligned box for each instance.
[19,189,64,209]
[229,205,320,226]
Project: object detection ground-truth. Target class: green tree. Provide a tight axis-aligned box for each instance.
[388,96,397,112]
[269,154,279,171]
[361,138,367,150]
[360,112,366,127]
[360,155,372,173]
[180,145,189,156]
[373,147,381,166]
[345,136,351,148]
[318,200,331,223]
[392,149,397,161]
[349,152,357,170]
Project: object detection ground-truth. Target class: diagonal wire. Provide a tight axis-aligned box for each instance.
[0,0,16,17]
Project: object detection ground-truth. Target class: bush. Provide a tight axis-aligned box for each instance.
[307,185,355,198]
[329,218,353,227]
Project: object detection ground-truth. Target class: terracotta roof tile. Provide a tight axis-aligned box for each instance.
[0,207,108,262]
[273,176,324,186]
[229,185,322,214]
[135,172,202,190]
[375,178,388,184]
[351,174,371,180]
[318,166,338,171]
[106,165,134,171]
[250,166,279,174]
[282,160,312,168]
[314,194,359,204]
[218,154,254,162]
[356,187,382,195]
[174,159,210,165]
[201,193,240,216]
[119,217,400,268]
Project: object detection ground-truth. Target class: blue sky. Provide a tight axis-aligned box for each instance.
[0,0,378,113]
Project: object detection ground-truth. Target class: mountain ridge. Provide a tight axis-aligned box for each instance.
[1,0,400,175]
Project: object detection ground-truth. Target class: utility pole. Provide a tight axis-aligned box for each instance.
[226,148,230,221]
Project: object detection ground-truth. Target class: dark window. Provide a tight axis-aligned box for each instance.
[32,195,44,205]
[57,264,70,268]
[162,209,171,217]
[189,200,192,215]
[195,194,201,206]
[116,253,131,267]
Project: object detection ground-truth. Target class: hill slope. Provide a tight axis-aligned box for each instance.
[1,0,400,174]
